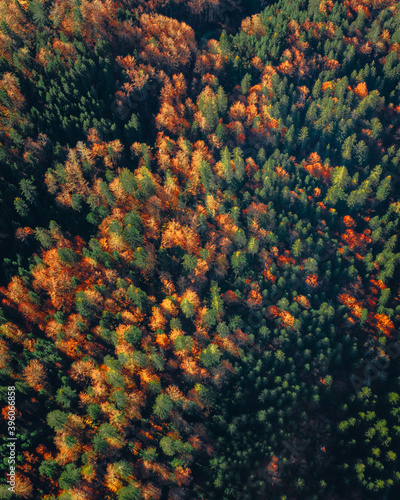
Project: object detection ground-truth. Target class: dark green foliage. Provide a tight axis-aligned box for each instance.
[57,248,79,264]
[59,464,81,490]
[47,410,68,431]
[118,486,142,500]
[124,326,143,346]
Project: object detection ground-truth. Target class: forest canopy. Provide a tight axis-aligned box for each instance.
[1,0,400,499]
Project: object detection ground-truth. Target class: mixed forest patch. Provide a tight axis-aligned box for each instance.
[0,0,400,498]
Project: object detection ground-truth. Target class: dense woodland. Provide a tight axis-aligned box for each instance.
[0,0,400,498]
